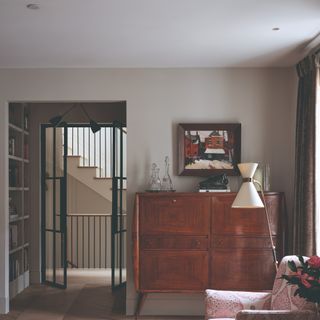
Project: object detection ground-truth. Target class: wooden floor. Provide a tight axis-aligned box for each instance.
[1,270,201,320]
[1,270,125,320]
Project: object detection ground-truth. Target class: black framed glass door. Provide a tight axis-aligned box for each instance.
[40,121,126,290]
[111,121,127,290]
[41,125,67,288]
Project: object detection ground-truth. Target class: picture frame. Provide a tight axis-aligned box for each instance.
[178,123,241,176]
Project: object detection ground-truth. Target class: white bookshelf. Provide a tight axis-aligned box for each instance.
[8,103,30,299]
[9,271,29,299]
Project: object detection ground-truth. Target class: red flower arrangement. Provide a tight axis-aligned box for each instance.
[282,255,320,303]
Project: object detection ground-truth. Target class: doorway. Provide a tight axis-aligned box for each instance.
[40,122,126,290]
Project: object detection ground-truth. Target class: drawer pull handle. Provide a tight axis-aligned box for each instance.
[195,240,201,247]
[172,199,177,203]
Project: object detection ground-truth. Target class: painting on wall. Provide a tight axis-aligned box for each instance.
[178,123,241,176]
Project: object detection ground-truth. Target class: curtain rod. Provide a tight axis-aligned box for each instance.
[303,32,320,56]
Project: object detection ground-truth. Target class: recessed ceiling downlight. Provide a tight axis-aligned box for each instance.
[272,27,280,31]
[26,3,40,10]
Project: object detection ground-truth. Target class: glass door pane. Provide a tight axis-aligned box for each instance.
[41,126,67,288]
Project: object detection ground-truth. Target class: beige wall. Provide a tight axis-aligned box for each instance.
[0,68,297,315]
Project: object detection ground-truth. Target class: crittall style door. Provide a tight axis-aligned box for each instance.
[111,121,127,290]
[41,121,126,290]
[41,125,68,288]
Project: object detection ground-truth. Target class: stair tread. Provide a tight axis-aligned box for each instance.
[77,166,98,169]
[94,177,112,180]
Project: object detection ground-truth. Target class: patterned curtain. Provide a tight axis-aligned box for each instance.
[293,53,320,256]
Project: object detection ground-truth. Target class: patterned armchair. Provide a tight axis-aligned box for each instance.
[205,256,317,320]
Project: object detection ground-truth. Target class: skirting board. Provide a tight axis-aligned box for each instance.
[126,295,204,316]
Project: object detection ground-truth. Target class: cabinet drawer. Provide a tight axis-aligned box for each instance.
[141,235,208,250]
[140,196,210,235]
[140,250,208,291]
[212,235,278,249]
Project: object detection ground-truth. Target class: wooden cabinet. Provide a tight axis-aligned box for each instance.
[133,192,285,305]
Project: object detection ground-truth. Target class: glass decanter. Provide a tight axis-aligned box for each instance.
[149,163,161,191]
[161,156,174,191]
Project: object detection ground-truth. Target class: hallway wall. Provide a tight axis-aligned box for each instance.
[0,68,297,315]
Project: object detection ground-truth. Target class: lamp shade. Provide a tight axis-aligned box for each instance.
[232,163,264,208]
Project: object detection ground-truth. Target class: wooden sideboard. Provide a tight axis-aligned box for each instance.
[133,192,285,315]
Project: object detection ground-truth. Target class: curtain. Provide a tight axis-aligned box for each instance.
[293,53,320,256]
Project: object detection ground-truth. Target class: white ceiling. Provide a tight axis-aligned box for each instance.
[0,0,319,68]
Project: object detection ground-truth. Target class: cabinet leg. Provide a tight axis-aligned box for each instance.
[135,292,147,320]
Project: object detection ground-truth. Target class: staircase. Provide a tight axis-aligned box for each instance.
[56,125,127,274]
[64,127,126,207]
[66,155,126,213]
[67,155,113,202]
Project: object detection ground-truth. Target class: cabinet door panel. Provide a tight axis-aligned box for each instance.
[140,251,208,291]
[141,235,208,250]
[210,249,275,290]
[212,195,281,236]
[140,196,210,235]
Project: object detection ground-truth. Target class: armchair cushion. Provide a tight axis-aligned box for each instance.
[236,310,317,320]
[205,289,271,319]
[271,256,316,311]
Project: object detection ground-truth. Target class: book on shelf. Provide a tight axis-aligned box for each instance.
[9,197,18,218]
[24,143,29,160]
[9,256,20,281]
[9,224,18,249]
[9,257,14,281]
[198,188,231,192]
[9,166,19,187]
[24,249,29,272]
[9,214,19,221]
[24,111,29,131]
[15,259,20,278]
[9,136,16,156]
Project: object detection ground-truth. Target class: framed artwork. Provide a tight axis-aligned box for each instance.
[178,123,241,176]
